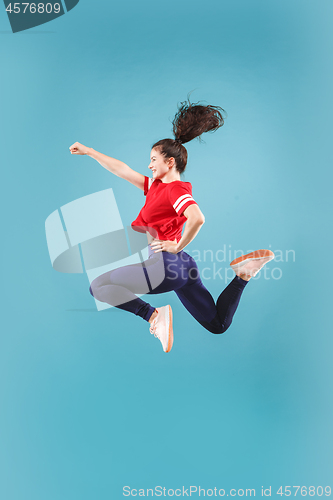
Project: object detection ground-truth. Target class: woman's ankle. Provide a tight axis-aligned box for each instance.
[237,272,251,282]
[148,309,158,324]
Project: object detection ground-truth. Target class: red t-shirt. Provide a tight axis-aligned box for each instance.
[131,176,197,242]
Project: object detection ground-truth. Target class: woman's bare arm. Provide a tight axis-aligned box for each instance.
[176,204,205,252]
[150,204,205,254]
[69,142,145,191]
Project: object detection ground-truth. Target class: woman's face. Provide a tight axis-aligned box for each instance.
[148,148,172,180]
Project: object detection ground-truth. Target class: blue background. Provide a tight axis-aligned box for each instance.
[1,0,332,498]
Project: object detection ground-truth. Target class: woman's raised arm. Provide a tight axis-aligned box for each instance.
[69,142,145,191]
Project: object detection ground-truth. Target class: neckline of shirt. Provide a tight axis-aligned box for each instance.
[153,179,189,185]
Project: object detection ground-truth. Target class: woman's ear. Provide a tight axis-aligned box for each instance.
[167,157,176,169]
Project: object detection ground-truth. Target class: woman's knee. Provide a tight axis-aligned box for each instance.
[89,271,113,299]
[89,278,102,299]
[211,326,226,335]
[205,318,230,335]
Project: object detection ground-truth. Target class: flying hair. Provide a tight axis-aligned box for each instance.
[152,98,226,174]
[172,98,225,144]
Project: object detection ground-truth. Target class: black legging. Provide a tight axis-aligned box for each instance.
[90,250,248,334]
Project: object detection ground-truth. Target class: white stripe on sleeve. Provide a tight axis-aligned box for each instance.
[174,196,195,213]
[173,194,193,211]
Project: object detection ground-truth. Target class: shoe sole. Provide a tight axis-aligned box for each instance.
[165,305,174,353]
[230,249,275,269]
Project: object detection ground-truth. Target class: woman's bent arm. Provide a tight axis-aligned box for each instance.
[69,142,145,191]
[150,204,205,254]
[177,204,205,252]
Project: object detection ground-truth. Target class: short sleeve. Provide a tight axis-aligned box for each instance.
[144,177,155,196]
[169,182,197,216]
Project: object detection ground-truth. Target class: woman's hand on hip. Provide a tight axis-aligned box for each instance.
[150,239,179,254]
[69,142,91,155]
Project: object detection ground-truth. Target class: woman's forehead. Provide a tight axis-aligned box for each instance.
[150,147,160,158]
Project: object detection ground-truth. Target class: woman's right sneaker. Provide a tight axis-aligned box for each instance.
[230,249,275,279]
[149,305,173,353]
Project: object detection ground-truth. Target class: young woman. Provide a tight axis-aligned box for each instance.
[69,100,274,353]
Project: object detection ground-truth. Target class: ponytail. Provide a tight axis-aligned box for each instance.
[152,98,225,174]
[173,99,225,145]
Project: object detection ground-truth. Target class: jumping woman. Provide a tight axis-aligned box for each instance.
[69,100,274,353]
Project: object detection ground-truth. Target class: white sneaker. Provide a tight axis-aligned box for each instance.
[230,249,275,279]
[149,305,173,353]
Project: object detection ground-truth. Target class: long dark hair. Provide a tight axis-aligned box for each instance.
[152,98,225,174]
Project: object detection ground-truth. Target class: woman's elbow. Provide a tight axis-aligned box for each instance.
[199,215,205,225]
[184,205,205,225]
[195,214,205,226]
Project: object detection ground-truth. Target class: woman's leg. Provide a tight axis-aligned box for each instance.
[89,257,161,321]
[89,250,193,321]
[174,253,248,334]
[90,251,183,352]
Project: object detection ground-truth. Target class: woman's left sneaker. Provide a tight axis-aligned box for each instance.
[230,249,275,279]
[149,305,174,353]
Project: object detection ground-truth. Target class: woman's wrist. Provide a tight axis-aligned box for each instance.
[85,147,94,156]
[176,241,184,253]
